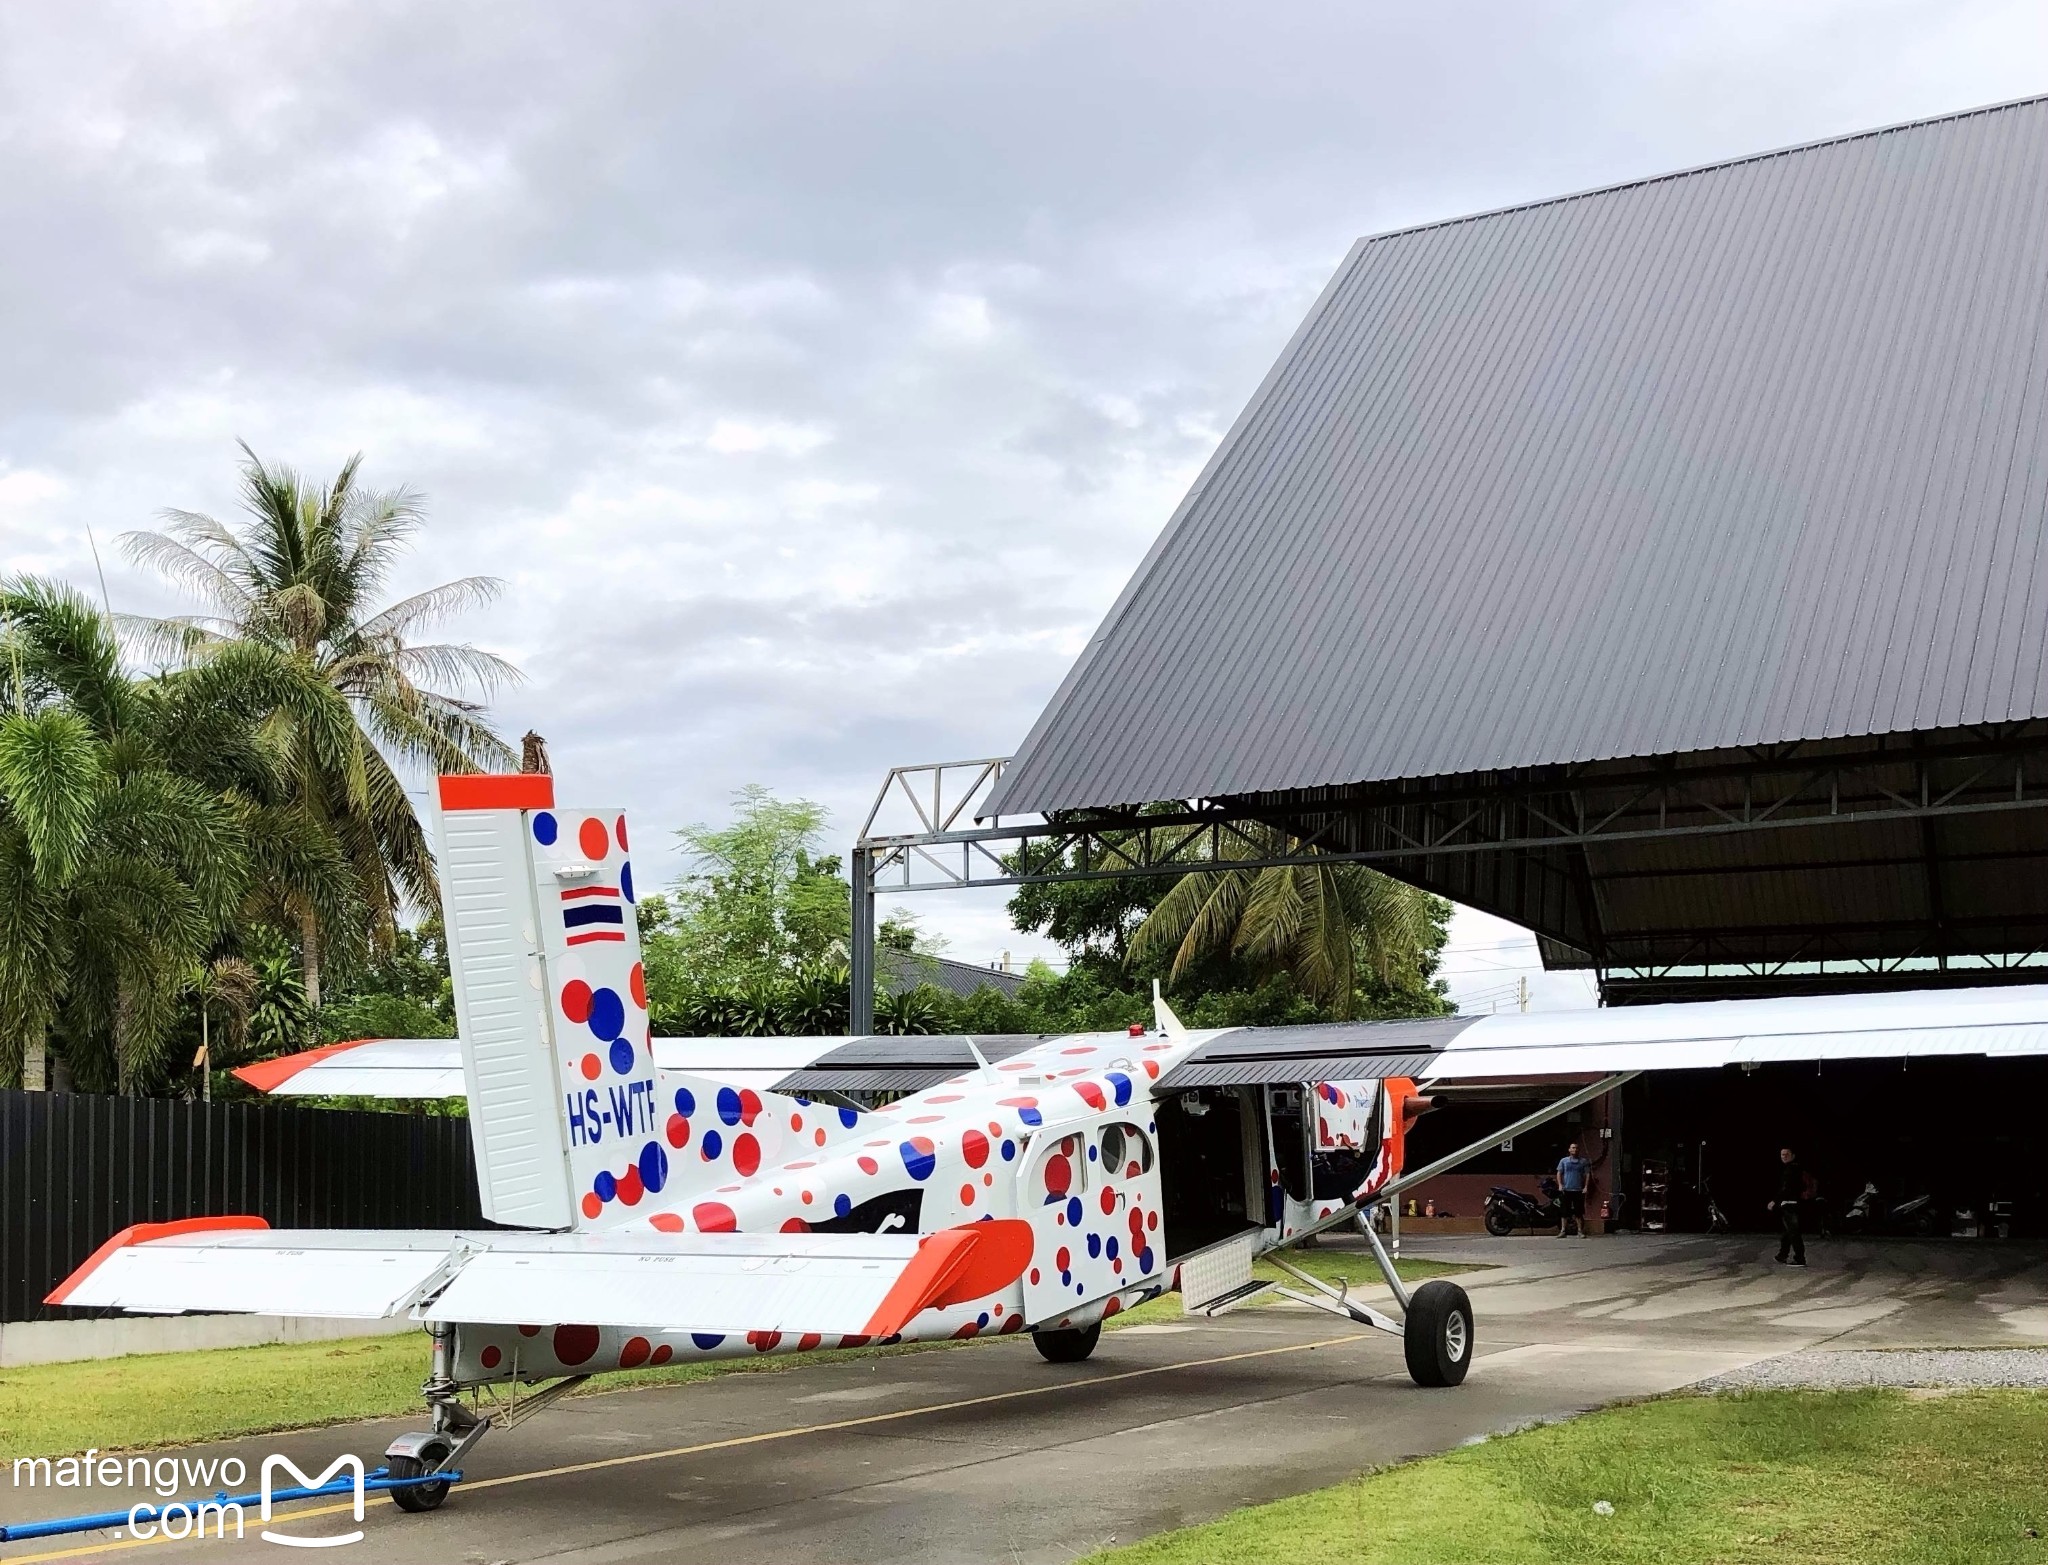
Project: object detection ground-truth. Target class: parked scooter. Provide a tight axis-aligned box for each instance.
[1484,1175,1566,1235]
[1840,1182,1949,1237]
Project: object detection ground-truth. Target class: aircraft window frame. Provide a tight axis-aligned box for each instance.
[1034,1131,1089,1204]
[1098,1121,1154,1180]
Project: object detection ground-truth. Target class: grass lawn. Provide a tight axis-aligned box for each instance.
[0,1257,1468,1460]
[1084,1388,2048,1565]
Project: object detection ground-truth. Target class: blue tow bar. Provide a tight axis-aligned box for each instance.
[0,1466,463,1544]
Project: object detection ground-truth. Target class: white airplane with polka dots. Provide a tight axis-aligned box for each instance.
[49,774,2048,1506]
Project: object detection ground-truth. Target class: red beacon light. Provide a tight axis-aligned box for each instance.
[1127,1023,1146,1037]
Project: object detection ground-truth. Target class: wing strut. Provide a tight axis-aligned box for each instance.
[1379,1072,1638,1202]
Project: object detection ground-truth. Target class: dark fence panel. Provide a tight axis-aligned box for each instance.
[0,1090,484,1323]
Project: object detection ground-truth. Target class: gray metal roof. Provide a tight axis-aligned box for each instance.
[1155,1017,1476,1089]
[987,96,2048,817]
[878,950,1027,1000]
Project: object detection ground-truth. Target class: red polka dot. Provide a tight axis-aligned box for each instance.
[983,1172,994,1186]
[1055,1246,1071,1270]
[952,1321,980,1339]
[615,815,630,850]
[1075,1082,1107,1110]
[790,1112,804,1131]
[579,817,610,859]
[693,1201,737,1232]
[581,1192,602,1219]
[1147,1210,1159,1230]
[1141,1059,1161,1078]
[1100,1188,1117,1215]
[959,1184,976,1206]
[747,1330,781,1353]
[553,1324,600,1366]
[813,1128,827,1146]
[651,1343,673,1364]
[797,1332,822,1351]
[629,963,647,1008]
[666,1113,690,1147]
[733,1134,760,1177]
[1030,1268,1041,1284]
[1112,1257,1124,1273]
[1104,1296,1122,1317]
[581,1054,601,1081]
[800,1189,814,1204]
[738,1089,762,1125]
[961,1129,990,1168]
[618,1166,644,1205]
[480,1344,502,1369]
[561,981,593,1023]
[781,1216,811,1232]
[857,1156,879,1175]
[1001,1314,1025,1334]
[620,1336,651,1368]
[650,1211,683,1232]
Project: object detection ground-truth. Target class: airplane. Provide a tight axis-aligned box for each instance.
[47,772,2048,1513]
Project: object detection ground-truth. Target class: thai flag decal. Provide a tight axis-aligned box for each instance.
[561,883,627,944]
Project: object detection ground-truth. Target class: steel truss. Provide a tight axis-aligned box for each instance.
[849,728,2048,1030]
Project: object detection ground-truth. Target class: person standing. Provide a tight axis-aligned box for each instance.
[1768,1146,1808,1265]
[1556,1141,1591,1238]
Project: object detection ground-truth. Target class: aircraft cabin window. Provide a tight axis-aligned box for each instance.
[1098,1122,1153,1179]
[1039,1133,1087,1203]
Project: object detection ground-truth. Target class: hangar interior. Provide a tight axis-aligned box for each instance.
[854,95,2048,1239]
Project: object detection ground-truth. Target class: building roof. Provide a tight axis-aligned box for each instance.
[878,949,1027,1001]
[987,96,2048,818]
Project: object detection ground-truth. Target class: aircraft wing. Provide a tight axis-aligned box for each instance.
[48,1216,1031,1339]
[1153,982,2048,1088]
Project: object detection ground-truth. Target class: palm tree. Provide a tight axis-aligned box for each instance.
[1128,824,1446,1019]
[184,955,257,1101]
[122,445,519,1005]
[0,580,251,1092]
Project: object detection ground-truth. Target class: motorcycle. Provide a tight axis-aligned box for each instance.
[1840,1182,1949,1237]
[1484,1175,1567,1235]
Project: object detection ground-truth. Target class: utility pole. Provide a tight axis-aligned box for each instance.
[1518,975,1529,1013]
[849,848,876,1036]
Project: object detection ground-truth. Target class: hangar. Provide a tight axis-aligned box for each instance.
[852,95,2048,1233]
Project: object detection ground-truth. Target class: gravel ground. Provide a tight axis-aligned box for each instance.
[1702,1348,2048,1390]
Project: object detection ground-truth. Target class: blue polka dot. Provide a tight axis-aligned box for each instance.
[639,1140,668,1193]
[716,1087,743,1125]
[702,1129,723,1160]
[1059,1270,1072,1287]
[1140,1246,1155,1273]
[839,1106,860,1129]
[1086,1233,1101,1258]
[532,811,558,845]
[609,1038,635,1074]
[976,1312,989,1328]
[621,861,635,903]
[834,1192,853,1218]
[1000,1140,1016,1161]
[1066,1196,1083,1227]
[1106,1236,1120,1260]
[1076,1281,1086,1295]
[1107,1072,1132,1106]
[593,1169,616,1202]
[1087,1144,1098,1162]
[795,1095,812,1106]
[692,1332,724,1350]
[588,987,625,1041]
[673,1087,696,1116]
[1016,1105,1042,1127]
[900,1140,937,1181]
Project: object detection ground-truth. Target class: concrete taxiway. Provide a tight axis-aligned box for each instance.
[6,1234,2043,1565]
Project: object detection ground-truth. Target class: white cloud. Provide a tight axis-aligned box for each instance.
[705,418,833,456]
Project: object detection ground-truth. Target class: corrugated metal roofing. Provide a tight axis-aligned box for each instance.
[987,96,2048,817]
[1155,1016,1476,1089]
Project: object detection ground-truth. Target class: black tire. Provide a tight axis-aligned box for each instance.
[1032,1323,1102,1363]
[1403,1280,1474,1388]
[387,1435,453,1513]
[1483,1207,1515,1237]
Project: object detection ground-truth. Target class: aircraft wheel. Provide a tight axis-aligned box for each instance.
[1403,1280,1473,1388]
[1032,1323,1101,1363]
[387,1435,454,1513]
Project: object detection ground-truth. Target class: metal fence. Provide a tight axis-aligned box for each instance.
[0,1090,484,1323]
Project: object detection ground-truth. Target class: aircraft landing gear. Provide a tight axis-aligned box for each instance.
[385,1433,456,1513]
[1032,1323,1102,1362]
[1400,1280,1473,1387]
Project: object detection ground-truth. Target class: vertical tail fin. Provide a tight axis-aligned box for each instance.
[436,776,661,1230]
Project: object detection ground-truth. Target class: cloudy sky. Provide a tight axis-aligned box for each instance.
[4,1,2044,1007]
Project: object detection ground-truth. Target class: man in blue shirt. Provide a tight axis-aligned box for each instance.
[1556,1142,1592,1237]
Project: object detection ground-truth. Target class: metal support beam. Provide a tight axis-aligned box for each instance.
[1378,1073,1638,1201]
[850,848,876,1036]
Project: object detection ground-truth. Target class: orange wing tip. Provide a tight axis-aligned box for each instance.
[437,773,555,811]
[860,1220,1034,1338]
[45,1216,270,1306]
[233,1037,378,1093]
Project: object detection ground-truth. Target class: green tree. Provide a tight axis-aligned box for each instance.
[661,786,850,986]
[121,444,518,1007]
[1128,824,1450,1019]
[0,580,252,1093]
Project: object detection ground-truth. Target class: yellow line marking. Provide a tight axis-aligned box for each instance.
[2,1330,1372,1562]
